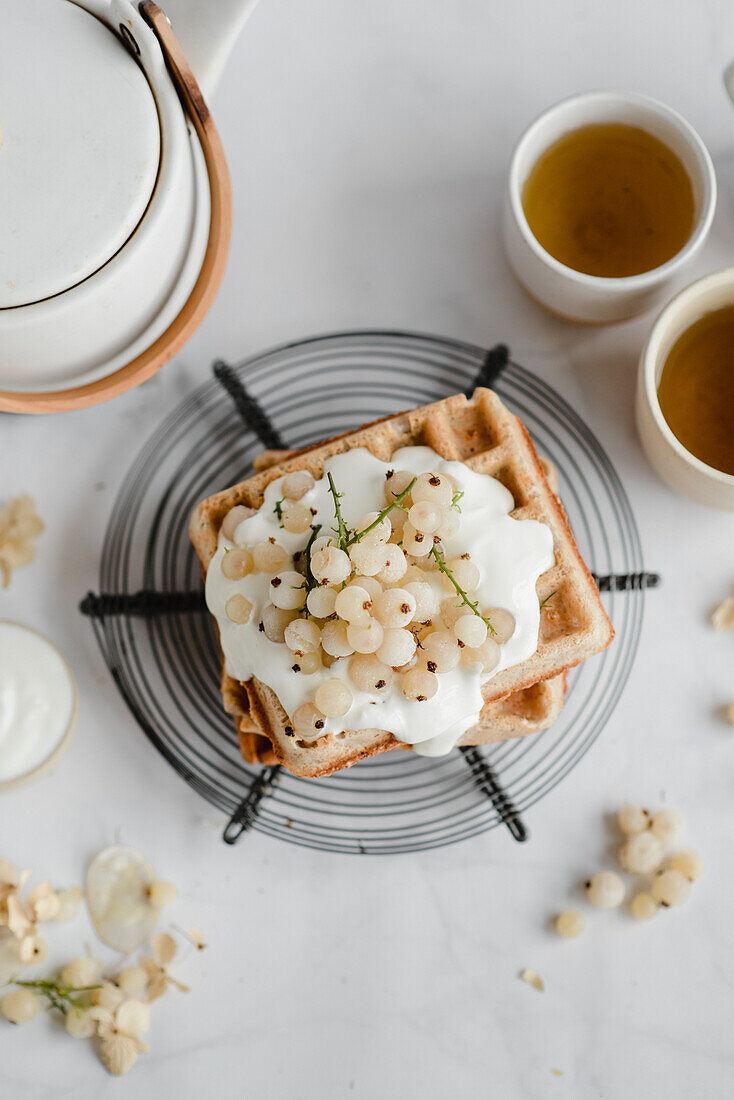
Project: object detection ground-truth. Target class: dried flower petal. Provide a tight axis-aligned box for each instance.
[0,937,23,985]
[91,982,125,1012]
[520,968,545,992]
[0,495,44,588]
[61,955,102,988]
[712,596,734,631]
[147,881,177,910]
[86,846,157,953]
[65,1006,96,1039]
[151,932,177,967]
[190,927,207,950]
[116,966,148,998]
[26,882,61,922]
[0,861,19,888]
[725,702,734,727]
[6,895,32,939]
[18,933,46,965]
[100,1034,140,1076]
[116,999,151,1040]
[53,886,83,923]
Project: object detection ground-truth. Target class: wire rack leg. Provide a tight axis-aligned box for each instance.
[459,746,529,842]
[213,360,286,449]
[223,766,281,844]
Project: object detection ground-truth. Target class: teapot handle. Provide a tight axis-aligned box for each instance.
[155,0,260,99]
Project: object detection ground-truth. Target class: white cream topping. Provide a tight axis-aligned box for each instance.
[206,447,554,757]
[0,622,76,783]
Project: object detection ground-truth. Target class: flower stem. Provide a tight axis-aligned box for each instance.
[429,546,496,636]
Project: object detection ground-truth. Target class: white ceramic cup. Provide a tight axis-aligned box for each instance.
[636,268,734,510]
[503,91,717,323]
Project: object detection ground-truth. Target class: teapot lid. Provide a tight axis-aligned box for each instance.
[0,0,161,308]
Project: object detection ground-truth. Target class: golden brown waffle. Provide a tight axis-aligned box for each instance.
[190,388,613,777]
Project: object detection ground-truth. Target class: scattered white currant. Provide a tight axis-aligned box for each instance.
[422,630,461,673]
[402,522,430,557]
[353,575,383,601]
[651,869,691,907]
[617,805,650,835]
[355,512,391,545]
[631,893,659,921]
[347,619,384,654]
[269,571,307,611]
[220,504,254,542]
[225,594,253,624]
[485,607,516,644]
[314,679,353,718]
[442,556,479,593]
[668,849,705,882]
[321,620,355,658]
[440,597,466,628]
[384,468,414,503]
[306,586,337,618]
[294,651,323,674]
[311,546,351,586]
[377,628,417,668]
[349,542,388,577]
[401,668,438,702]
[435,508,460,540]
[291,703,326,739]
[373,588,417,629]
[412,471,453,508]
[261,603,298,643]
[376,545,408,584]
[461,636,500,672]
[618,831,664,874]
[281,501,312,534]
[282,471,314,500]
[253,540,290,574]
[650,809,685,848]
[348,654,395,694]
[1,990,40,1024]
[555,910,584,938]
[403,580,439,621]
[221,547,254,580]
[284,617,322,655]
[408,500,443,535]
[454,614,487,648]
[585,871,625,909]
[334,585,373,625]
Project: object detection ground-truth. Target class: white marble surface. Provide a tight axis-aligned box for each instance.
[3,0,734,1096]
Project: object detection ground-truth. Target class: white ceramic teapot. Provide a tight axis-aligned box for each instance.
[0,0,258,413]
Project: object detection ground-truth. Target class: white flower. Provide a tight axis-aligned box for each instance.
[18,933,46,966]
[53,887,83,923]
[116,966,149,998]
[60,955,102,989]
[91,999,150,1076]
[140,933,189,1001]
[91,981,125,1012]
[65,1005,96,1039]
[712,596,734,630]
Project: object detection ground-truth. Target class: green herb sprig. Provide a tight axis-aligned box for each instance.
[11,978,101,1016]
[429,546,496,636]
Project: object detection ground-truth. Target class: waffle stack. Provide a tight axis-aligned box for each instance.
[190,388,613,777]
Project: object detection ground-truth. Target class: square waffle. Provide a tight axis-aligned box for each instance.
[190,388,613,777]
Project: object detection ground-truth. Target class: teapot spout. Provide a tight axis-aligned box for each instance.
[157,0,260,100]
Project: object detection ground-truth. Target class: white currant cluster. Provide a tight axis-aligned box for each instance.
[554,805,705,937]
[220,466,516,740]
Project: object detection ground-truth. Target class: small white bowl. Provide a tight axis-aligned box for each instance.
[636,268,734,510]
[0,622,78,792]
[503,91,717,323]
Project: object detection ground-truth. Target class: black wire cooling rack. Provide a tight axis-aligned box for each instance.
[82,331,656,854]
